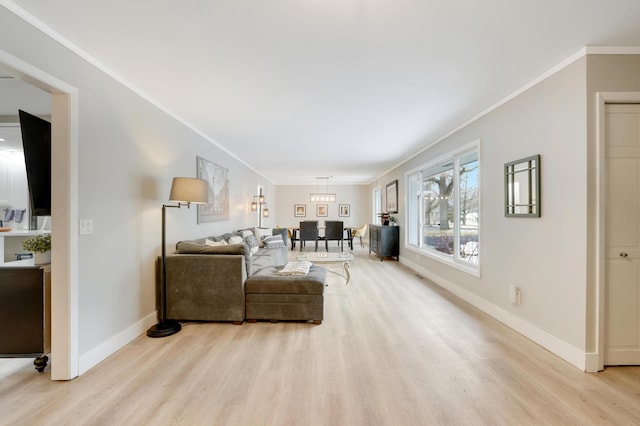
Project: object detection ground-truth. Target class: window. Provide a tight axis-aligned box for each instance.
[406,144,480,273]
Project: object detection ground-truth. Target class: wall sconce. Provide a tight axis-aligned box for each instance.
[251,188,268,227]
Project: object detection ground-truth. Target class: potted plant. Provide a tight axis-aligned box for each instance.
[377,212,390,226]
[389,216,397,226]
[22,233,51,264]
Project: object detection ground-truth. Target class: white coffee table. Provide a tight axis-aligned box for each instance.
[296,251,354,284]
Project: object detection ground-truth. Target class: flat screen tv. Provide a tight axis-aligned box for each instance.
[19,110,51,217]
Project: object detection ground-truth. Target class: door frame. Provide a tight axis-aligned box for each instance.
[595,91,640,372]
[0,49,79,380]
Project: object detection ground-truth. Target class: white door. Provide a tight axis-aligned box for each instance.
[605,103,640,365]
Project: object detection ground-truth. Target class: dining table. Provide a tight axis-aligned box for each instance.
[288,226,354,251]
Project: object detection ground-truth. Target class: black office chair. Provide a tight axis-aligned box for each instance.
[324,220,344,252]
[299,221,319,252]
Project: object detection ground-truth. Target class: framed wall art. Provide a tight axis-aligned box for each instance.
[316,204,328,217]
[196,156,229,223]
[386,180,398,214]
[339,204,350,217]
[294,204,306,217]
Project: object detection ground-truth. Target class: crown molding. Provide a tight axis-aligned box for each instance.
[376,45,640,184]
[585,45,640,55]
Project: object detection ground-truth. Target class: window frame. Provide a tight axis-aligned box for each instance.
[405,140,481,277]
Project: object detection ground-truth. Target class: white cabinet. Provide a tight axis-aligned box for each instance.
[0,151,29,221]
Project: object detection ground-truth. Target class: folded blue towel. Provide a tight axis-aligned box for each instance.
[3,209,14,222]
[14,209,25,223]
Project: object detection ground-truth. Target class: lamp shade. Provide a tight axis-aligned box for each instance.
[168,177,208,204]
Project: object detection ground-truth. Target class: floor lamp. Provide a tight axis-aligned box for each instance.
[250,188,269,227]
[147,177,208,338]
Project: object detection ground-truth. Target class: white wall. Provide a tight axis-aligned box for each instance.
[377,57,590,368]
[274,184,370,229]
[0,9,270,368]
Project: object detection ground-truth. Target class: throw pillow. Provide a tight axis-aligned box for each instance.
[205,238,228,247]
[239,229,252,238]
[253,227,272,247]
[263,234,286,248]
[244,234,259,254]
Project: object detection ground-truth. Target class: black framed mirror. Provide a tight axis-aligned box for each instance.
[504,155,540,217]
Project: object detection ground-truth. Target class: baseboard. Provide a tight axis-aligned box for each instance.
[401,258,587,371]
[78,311,157,375]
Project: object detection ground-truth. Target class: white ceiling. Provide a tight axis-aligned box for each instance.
[3,0,640,184]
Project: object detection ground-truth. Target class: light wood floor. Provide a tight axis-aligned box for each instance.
[2,247,640,425]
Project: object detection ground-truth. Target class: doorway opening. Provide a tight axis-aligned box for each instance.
[0,49,79,380]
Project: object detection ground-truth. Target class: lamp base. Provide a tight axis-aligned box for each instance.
[146,320,182,338]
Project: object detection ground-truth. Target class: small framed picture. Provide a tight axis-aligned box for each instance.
[316,204,328,217]
[294,204,306,217]
[339,204,350,217]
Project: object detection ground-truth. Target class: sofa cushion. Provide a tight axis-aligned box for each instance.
[245,265,326,295]
[254,246,288,265]
[175,228,288,277]
[251,252,276,273]
[176,241,253,277]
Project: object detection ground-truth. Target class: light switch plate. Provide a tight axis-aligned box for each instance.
[80,219,93,235]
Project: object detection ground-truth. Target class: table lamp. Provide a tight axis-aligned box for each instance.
[147,177,208,338]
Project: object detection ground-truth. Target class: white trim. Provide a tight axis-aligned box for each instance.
[585,46,640,55]
[584,353,601,373]
[51,91,79,380]
[0,49,76,93]
[402,257,586,371]
[79,312,157,375]
[595,92,640,372]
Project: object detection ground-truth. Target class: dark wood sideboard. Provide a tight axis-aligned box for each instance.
[0,262,51,372]
[369,225,399,261]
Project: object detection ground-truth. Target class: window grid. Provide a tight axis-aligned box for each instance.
[406,148,479,270]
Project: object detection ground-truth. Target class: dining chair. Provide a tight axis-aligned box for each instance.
[299,221,319,252]
[351,224,368,248]
[324,220,344,251]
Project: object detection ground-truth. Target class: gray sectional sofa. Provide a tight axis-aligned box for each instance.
[162,227,325,324]
[164,228,287,323]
